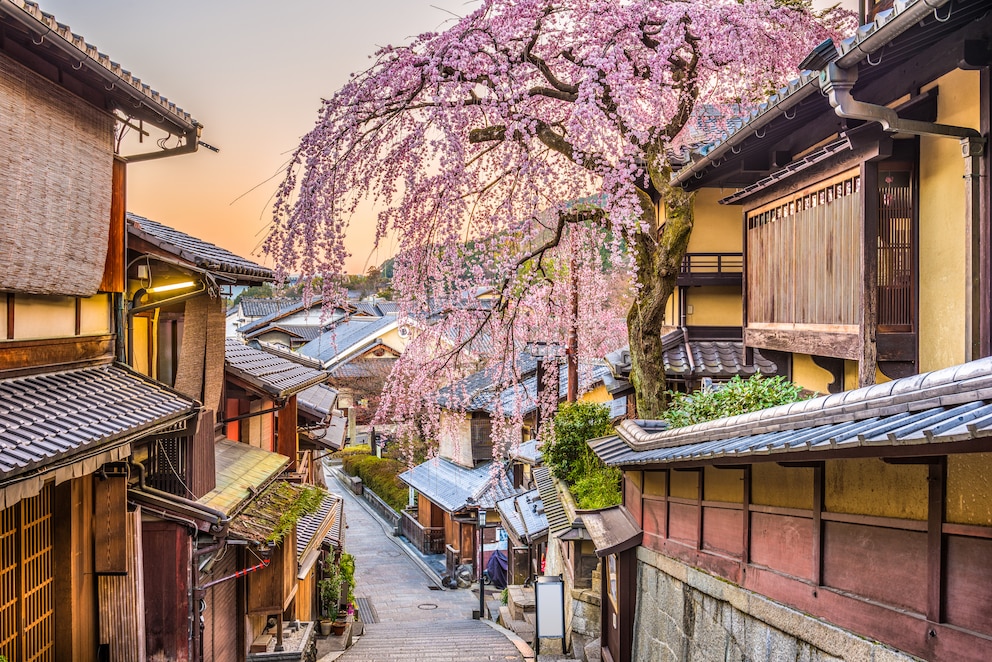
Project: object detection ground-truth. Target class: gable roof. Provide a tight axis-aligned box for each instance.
[592,357,992,468]
[225,339,329,398]
[496,489,549,544]
[238,297,351,335]
[128,213,272,282]
[237,298,301,320]
[298,315,399,366]
[399,457,520,513]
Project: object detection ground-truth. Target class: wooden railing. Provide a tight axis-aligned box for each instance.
[445,544,460,577]
[679,252,743,279]
[399,509,446,555]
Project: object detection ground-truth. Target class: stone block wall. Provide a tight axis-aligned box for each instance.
[633,547,920,662]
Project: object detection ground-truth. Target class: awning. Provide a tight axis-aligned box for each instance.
[0,363,198,509]
[304,415,347,451]
[296,492,343,579]
[568,506,642,557]
[198,439,289,516]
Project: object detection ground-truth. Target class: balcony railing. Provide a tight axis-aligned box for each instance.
[677,252,743,286]
[400,509,446,555]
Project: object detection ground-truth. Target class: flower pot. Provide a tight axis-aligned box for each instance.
[331,621,347,636]
[319,620,333,636]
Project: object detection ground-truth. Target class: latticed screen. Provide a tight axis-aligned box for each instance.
[0,484,54,661]
[877,167,915,330]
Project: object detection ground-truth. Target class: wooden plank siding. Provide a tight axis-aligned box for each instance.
[625,457,992,660]
[97,509,147,662]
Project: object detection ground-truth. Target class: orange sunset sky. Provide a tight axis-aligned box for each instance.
[39,0,463,275]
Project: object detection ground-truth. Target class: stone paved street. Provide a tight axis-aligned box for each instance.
[321,464,529,662]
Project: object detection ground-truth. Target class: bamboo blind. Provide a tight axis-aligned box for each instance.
[0,52,114,297]
[747,171,861,327]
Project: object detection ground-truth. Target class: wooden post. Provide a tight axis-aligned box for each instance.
[927,459,946,623]
[278,395,298,471]
[963,137,986,361]
[859,161,879,386]
[812,463,824,586]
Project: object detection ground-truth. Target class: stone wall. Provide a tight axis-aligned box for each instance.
[633,547,920,662]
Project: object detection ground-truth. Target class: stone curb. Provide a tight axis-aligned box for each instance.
[482,618,537,662]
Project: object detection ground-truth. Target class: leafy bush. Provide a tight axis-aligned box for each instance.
[543,401,613,485]
[340,451,409,512]
[545,402,621,509]
[319,555,342,621]
[570,465,623,510]
[662,374,808,429]
[339,552,356,606]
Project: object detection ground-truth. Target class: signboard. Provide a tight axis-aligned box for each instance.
[534,574,565,652]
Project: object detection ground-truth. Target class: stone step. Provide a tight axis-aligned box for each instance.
[507,585,535,621]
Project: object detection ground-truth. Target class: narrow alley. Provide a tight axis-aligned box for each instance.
[321,464,530,662]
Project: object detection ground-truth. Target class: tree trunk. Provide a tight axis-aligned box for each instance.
[626,183,694,420]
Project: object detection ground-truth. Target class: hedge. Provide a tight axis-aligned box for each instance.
[340,452,409,512]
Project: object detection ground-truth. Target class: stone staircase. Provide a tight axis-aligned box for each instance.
[498,586,537,646]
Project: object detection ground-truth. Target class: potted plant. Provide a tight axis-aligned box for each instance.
[318,555,342,636]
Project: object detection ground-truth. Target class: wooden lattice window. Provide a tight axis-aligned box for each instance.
[0,484,54,662]
[470,414,493,463]
[877,164,915,331]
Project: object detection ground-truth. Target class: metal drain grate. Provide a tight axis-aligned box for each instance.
[355,597,378,624]
[427,585,442,591]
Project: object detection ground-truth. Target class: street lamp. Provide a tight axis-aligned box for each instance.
[477,508,487,620]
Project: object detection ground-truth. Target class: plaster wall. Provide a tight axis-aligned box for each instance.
[703,466,743,503]
[579,384,612,404]
[686,189,743,253]
[825,458,927,521]
[946,453,992,526]
[438,410,473,467]
[378,326,409,353]
[79,295,111,334]
[790,354,833,393]
[12,294,76,339]
[918,68,980,372]
[683,287,743,327]
[751,463,813,510]
[632,547,917,662]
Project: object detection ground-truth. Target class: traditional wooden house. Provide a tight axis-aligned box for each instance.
[588,3,992,662]
[0,1,204,658]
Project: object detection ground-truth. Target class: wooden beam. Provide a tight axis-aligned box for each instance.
[0,335,114,377]
[859,160,879,386]
[744,327,861,361]
[6,292,13,340]
[742,466,752,565]
[812,463,824,586]
[927,459,946,623]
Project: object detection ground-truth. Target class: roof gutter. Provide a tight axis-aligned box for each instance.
[670,0,958,186]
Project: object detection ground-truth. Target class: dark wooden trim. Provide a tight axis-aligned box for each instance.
[821,510,928,532]
[99,158,126,293]
[942,522,992,540]
[744,327,860,361]
[701,500,744,511]
[666,496,698,507]
[748,504,813,519]
[813,463,823,586]
[811,355,845,393]
[696,466,704,551]
[742,466,752,565]
[0,334,114,377]
[859,159,879,386]
[5,292,13,340]
[927,459,946,623]
[664,468,670,539]
[74,297,81,336]
[979,65,991,358]
[277,395,298,471]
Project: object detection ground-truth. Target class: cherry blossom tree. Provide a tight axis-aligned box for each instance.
[266,0,853,420]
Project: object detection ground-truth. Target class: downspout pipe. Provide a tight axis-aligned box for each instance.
[820,61,983,141]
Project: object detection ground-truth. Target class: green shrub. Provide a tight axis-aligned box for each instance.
[544,401,613,485]
[662,374,808,429]
[570,465,622,510]
[341,452,409,512]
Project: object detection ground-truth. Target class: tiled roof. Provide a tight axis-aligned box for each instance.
[511,439,542,465]
[377,301,400,314]
[399,458,520,513]
[328,357,397,380]
[297,384,339,419]
[0,364,197,478]
[0,1,196,132]
[225,339,329,398]
[198,439,289,515]
[298,316,398,366]
[296,492,343,562]
[245,324,324,342]
[354,302,383,317]
[532,467,570,536]
[238,297,351,335]
[127,213,272,281]
[238,298,301,320]
[591,357,992,468]
[227,480,312,545]
[670,0,960,186]
[605,331,778,383]
[496,489,549,544]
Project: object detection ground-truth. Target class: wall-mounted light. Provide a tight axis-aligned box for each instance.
[146,280,197,295]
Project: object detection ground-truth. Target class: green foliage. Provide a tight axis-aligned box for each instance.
[319,555,342,621]
[333,444,372,459]
[544,401,613,485]
[266,484,325,544]
[340,451,409,512]
[339,552,356,606]
[500,588,509,605]
[545,401,621,509]
[662,374,808,429]
[570,465,624,510]
[232,283,274,305]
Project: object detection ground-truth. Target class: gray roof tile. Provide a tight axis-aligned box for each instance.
[399,458,520,513]
[225,340,329,398]
[298,316,398,365]
[127,213,272,281]
[592,356,992,467]
[0,364,197,477]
